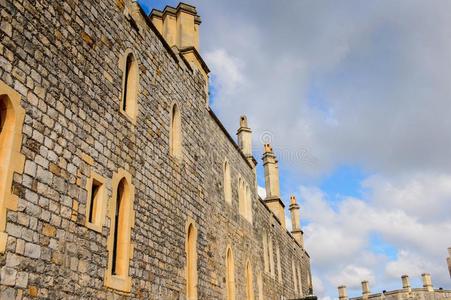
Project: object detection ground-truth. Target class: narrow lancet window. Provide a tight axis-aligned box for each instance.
[226,247,235,300]
[105,169,135,292]
[120,51,139,122]
[170,103,182,158]
[224,160,232,204]
[0,82,25,254]
[186,222,198,300]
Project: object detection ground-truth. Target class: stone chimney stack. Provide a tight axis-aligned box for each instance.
[262,144,285,228]
[401,274,411,291]
[361,280,370,299]
[289,195,304,247]
[237,116,253,158]
[150,3,201,51]
[150,3,210,107]
[422,273,433,292]
[338,285,348,300]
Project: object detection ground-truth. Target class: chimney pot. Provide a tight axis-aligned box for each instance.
[362,280,370,295]
[422,273,433,291]
[338,285,348,300]
[401,274,410,289]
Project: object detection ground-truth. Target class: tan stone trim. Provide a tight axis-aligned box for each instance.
[185,218,198,300]
[225,245,235,300]
[104,168,135,292]
[169,101,183,159]
[119,49,139,125]
[0,81,25,253]
[223,159,232,205]
[85,171,107,233]
[81,153,94,166]
[245,259,254,300]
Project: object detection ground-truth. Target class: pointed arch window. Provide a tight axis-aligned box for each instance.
[0,82,25,254]
[238,177,245,215]
[245,184,252,223]
[186,221,198,300]
[120,50,139,122]
[170,103,182,158]
[105,169,135,292]
[223,160,232,204]
[226,246,235,300]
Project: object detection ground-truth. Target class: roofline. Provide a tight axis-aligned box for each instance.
[208,108,256,170]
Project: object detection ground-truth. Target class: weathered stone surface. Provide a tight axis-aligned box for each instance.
[0,0,311,299]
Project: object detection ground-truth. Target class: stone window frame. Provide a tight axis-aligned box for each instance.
[223,159,232,205]
[104,168,135,292]
[0,81,25,254]
[185,218,198,300]
[257,271,264,300]
[119,49,140,124]
[85,170,107,233]
[245,259,254,300]
[169,102,183,159]
[226,245,235,300]
[238,175,253,223]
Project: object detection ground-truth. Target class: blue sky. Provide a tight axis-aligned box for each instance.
[138,1,451,299]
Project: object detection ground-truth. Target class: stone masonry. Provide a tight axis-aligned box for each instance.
[0,0,312,299]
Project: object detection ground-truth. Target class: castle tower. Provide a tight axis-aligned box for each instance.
[338,285,348,300]
[289,195,304,247]
[262,144,286,228]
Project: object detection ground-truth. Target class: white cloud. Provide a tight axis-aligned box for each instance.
[302,172,451,298]
[205,49,246,98]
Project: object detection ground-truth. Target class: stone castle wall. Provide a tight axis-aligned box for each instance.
[0,0,311,299]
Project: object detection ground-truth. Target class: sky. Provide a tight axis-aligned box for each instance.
[139,1,451,299]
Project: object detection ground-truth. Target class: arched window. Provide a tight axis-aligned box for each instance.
[245,184,252,222]
[169,103,182,158]
[223,160,232,205]
[0,82,25,254]
[226,246,235,300]
[186,222,198,300]
[120,51,139,122]
[112,178,129,276]
[246,261,254,300]
[238,177,244,215]
[257,272,264,300]
[105,169,135,292]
